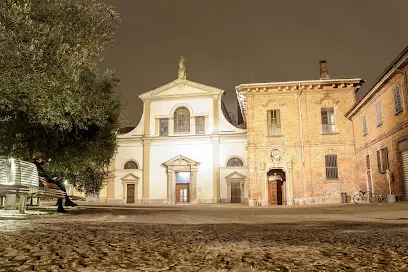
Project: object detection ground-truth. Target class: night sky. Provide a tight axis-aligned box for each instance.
[101,0,408,126]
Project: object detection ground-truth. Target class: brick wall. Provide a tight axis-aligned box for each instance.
[243,82,360,205]
[352,65,408,196]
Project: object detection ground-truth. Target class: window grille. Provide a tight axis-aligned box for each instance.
[325,155,338,179]
[124,161,138,170]
[195,116,205,134]
[174,107,190,133]
[159,118,168,136]
[227,157,244,167]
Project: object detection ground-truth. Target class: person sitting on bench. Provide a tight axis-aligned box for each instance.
[32,152,77,213]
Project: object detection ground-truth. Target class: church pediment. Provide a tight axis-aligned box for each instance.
[162,155,200,167]
[121,173,139,181]
[225,171,246,180]
[139,79,224,100]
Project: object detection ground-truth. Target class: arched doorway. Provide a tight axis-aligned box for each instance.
[267,169,286,205]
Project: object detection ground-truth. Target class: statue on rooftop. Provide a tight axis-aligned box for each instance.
[178,56,186,79]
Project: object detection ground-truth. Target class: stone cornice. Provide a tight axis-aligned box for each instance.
[355,121,408,154]
[236,78,363,123]
[346,51,408,120]
[118,133,247,144]
[236,78,363,93]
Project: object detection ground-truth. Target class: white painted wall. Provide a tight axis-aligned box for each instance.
[219,137,248,201]
[114,142,144,201]
[109,79,248,204]
[149,97,213,136]
[149,139,214,201]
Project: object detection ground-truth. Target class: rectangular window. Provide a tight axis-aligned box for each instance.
[321,108,336,134]
[362,115,368,136]
[394,85,403,114]
[375,102,383,126]
[195,116,205,134]
[325,155,338,180]
[267,110,282,136]
[159,118,168,136]
[377,147,389,174]
[365,155,371,170]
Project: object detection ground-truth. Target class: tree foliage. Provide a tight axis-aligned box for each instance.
[0,0,122,193]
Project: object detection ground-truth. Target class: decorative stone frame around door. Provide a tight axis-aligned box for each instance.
[162,155,200,204]
[121,173,140,204]
[225,171,247,203]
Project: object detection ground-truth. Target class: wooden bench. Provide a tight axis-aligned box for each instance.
[0,157,65,213]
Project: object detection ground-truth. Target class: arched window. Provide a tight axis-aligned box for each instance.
[227,157,244,167]
[174,107,190,133]
[124,160,138,170]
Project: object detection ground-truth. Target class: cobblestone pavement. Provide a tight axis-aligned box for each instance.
[1,203,408,271]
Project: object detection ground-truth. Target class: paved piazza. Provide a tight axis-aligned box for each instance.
[1,203,408,271]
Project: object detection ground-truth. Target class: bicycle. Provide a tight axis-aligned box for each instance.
[353,189,375,204]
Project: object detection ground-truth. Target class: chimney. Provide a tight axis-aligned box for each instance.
[319,60,330,80]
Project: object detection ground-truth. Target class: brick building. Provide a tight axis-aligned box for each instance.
[346,46,408,199]
[104,48,408,206]
[236,61,364,205]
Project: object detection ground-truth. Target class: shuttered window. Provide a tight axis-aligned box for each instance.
[375,103,383,126]
[325,155,338,180]
[267,110,282,136]
[159,118,169,136]
[394,85,403,114]
[321,108,336,134]
[377,147,389,173]
[362,116,368,136]
[195,116,205,134]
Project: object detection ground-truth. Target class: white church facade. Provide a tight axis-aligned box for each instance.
[101,57,248,204]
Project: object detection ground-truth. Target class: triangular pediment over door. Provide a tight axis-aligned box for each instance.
[162,155,200,167]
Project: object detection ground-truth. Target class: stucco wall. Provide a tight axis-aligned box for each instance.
[149,139,215,201]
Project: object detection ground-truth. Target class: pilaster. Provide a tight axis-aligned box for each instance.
[191,116,196,134]
[143,100,151,136]
[212,135,220,202]
[247,146,256,206]
[167,169,173,203]
[190,168,198,203]
[169,117,174,136]
[212,95,220,134]
[142,139,151,200]
[286,161,294,205]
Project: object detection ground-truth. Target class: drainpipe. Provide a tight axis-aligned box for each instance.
[394,65,408,112]
[298,83,305,164]
[298,83,306,202]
